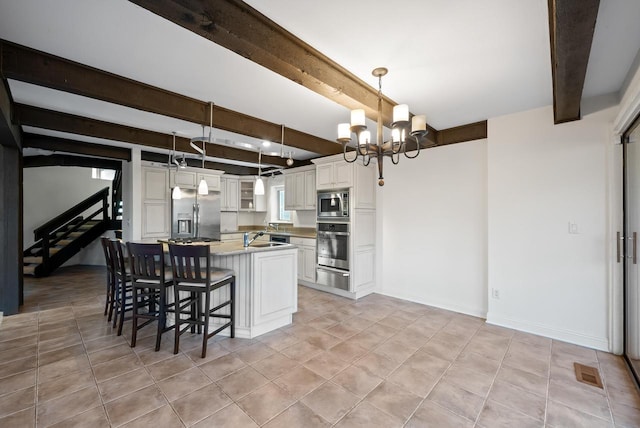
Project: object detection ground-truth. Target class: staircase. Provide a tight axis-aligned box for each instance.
[23,187,115,277]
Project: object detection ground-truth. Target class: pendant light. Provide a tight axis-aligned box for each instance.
[196,103,214,195]
[170,132,182,200]
[255,149,265,196]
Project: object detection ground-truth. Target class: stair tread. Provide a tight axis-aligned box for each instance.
[24,256,42,264]
[23,265,36,275]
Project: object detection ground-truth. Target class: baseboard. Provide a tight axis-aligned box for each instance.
[486,312,610,351]
[375,289,487,319]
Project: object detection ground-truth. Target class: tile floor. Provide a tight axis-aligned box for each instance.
[1,265,639,427]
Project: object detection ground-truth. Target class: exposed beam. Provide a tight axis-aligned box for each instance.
[0,39,340,156]
[547,0,600,124]
[23,154,122,170]
[13,104,289,167]
[436,121,488,146]
[128,0,438,143]
[0,79,20,148]
[23,133,131,161]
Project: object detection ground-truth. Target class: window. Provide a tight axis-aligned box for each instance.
[278,189,291,221]
[91,168,116,181]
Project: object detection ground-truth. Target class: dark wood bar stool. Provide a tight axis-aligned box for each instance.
[168,244,235,358]
[100,237,116,322]
[126,242,174,351]
[109,239,133,336]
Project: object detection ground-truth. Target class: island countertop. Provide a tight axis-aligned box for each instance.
[159,240,296,256]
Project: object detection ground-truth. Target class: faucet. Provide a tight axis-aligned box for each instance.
[243,231,264,247]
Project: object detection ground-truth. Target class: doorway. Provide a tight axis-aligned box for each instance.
[623,113,640,384]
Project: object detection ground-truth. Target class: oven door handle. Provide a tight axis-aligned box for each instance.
[317,231,350,237]
[317,265,350,275]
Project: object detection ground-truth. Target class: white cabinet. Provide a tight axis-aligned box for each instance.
[141,166,170,238]
[291,237,316,284]
[252,250,298,326]
[238,179,266,212]
[284,166,316,211]
[316,161,353,190]
[197,173,221,192]
[170,170,196,188]
[221,177,239,211]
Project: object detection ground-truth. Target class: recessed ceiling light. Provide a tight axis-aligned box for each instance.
[262,141,271,147]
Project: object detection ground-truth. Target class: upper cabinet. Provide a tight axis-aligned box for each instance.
[238,179,266,212]
[221,177,239,211]
[170,170,197,188]
[315,161,353,190]
[197,173,221,192]
[284,166,316,211]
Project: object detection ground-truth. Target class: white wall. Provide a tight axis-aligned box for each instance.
[378,139,489,318]
[487,105,617,350]
[23,166,113,265]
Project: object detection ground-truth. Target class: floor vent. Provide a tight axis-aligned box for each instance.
[574,363,603,389]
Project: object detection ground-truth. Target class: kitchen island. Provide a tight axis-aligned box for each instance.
[166,240,298,339]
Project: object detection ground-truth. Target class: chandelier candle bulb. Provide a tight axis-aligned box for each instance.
[360,130,371,146]
[338,123,351,140]
[392,128,401,143]
[393,104,409,123]
[351,109,366,127]
[412,115,427,133]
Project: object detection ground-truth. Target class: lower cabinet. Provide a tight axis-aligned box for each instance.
[291,237,316,284]
[252,249,298,326]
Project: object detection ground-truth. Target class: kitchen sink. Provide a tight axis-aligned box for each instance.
[250,242,289,248]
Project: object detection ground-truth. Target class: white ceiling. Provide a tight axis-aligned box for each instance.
[1,0,639,167]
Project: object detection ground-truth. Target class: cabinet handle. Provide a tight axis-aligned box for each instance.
[634,232,637,265]
[617,232,622,263]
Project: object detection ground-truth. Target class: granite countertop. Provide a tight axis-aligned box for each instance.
[160,240,296,256]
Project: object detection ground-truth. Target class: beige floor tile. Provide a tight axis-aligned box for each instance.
[305,330,342,351]
[488,379,545,420]
[172,383,231,426]
[546,399,613,428]
[476,400,543,428]
[427,380,484,422]
[83,334,128,354]
[306,315,339,330]
[553,340,598,360]
[217,366,270,400]
[607,384,640,410]
[420,334,465,361]
[192,403,258,428]
[387,364,439,398]
[332,365,383,398]
[503,351,549,378]
[263,402,329,427]
[281,340,324,363]
[156,367,211,402]
[301,381,360,424]
[218,337,256,352]
[38,343,87,367]
[404,349,451,376]
[0,406,35,428]
[406,400,474,428]
[463,335,510,361]
[495,364,548,397]
[251,352,299,380]
[105,384,168,427]
[548,378,612,420]
[88,342,137,366]
[274,365,326,399]
[0,370,35,398]
[0,386,35,418]
[184,342,230,364]
[0,344,37,365]
[37,369,95,403]
[611,401,640,428]
[120,404,184,428]
[325,322,360,339]
[512,331,552,348]
[443,365,494,397]
[345,329,385,350]
[304,351,350,379]
[198,353,246,381]
[234,342,275,364]
[237,383,295,425]
[98,367,155,403]
[373,338,419,364]
[0,356,37,380]
[256,331,300,351]
[37,385,101,428]
[328,341,368,363]
[365,380,422,421]
[92,353,144,383]
[146,354,194,381]
[336,401,403,428]
[48,406,110,428]
[0,335,37,353]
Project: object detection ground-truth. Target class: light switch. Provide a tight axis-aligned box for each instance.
[568,222,578,234]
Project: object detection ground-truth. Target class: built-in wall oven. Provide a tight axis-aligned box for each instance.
[316,222,350,291]
[317,190,349,220]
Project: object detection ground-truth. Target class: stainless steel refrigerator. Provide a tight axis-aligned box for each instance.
[171,189,221,241]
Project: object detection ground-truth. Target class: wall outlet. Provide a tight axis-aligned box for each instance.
[491,288,500,299]
[568,221,578,234]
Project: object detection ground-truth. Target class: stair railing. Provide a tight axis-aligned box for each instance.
[31,187,110,268]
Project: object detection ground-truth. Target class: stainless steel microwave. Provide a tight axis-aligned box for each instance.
[317,190,349,220]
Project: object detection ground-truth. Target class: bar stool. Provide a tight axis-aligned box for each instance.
[100,237,116,322]
[168,244,235,358]
[109,239,133,336]
[126,242,174,351]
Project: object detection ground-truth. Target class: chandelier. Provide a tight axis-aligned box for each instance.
[337,67,428,186]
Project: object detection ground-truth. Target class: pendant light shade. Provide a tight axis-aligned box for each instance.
[172,185,182,200]
[255,148,265,195]
[198,178,209,195]
[255,177,265,195]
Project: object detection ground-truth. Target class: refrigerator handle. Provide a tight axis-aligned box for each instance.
[193,203,199,238]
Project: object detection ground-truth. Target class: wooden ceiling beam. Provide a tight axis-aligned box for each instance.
[0,79,20,149]
[0,39,340,156]
[140,151,258,175]
[23,133,131,161]
[547,0,600,124]
[14,104,289,167]
[436,121,488,146]
[23,154,122,170]
[128,0,438,144]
